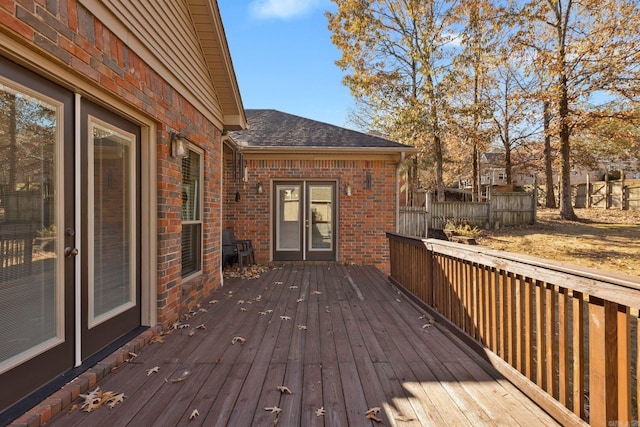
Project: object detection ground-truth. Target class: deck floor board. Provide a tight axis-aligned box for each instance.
[46,264,561,426]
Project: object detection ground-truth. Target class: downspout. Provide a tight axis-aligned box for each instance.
[220,131,231,287]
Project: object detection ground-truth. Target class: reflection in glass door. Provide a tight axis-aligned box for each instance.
[307,183,335,261]
[0,65,74,412]
[88,120,136,327]
[274,184,302,260]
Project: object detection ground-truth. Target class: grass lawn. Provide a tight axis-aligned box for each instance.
[478,208,640,278]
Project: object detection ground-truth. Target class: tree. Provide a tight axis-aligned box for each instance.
[513,0,640,219]
[327,0,460,201]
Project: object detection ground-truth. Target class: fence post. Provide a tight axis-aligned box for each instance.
[487,191,493,228]
[533,173,538,224]
[425,192,431,238]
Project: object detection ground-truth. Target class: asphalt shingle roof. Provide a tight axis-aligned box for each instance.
[228,109,411,150]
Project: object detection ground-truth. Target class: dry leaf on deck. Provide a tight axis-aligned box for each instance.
[422,320,434,329]
[315,407,326,417]
[67,404,79,414]
[107,393,125,409]
[188,330,195,337]
[264,406,282,414]
[209,299,218,304]
[297,325,307,330]
[164,370,190,383]
[196,324,206,330]
[127,352,138,361]
[266,309,274,313]
[289,285,298,289]
[189,409,199,420]
[311,290,322,295]
[240,307,247,312]
[232,336,247,345]
[146,366,159,376]
[274,281,284,285]
[237,300,245,305]
[280,316,291,321]
[198,308,208,313]
[366,407,383,423]
[259,311,268,316]
[276,385,292,394]
[296,298,304,303]
[149,335,165,344]
[255,295,262,301]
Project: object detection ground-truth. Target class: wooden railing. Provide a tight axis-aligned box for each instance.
[387,232,640,427]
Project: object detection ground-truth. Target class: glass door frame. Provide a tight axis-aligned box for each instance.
[272,180,337,262]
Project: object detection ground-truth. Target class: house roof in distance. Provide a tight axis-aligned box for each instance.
[228,109,415,152]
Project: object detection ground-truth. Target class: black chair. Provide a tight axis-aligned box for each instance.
[221,229,255,272]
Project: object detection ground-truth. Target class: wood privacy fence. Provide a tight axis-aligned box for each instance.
[399,191,536,237]
[387,232,640,426]
[572,179,640,210]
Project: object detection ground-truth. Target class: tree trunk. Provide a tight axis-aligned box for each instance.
[558,76,576,220]
[543,101,556,208]
[505,146,512,184]
[434,133,444,201]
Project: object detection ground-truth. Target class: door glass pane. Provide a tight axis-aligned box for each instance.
[276,185,301,251]
[0,82,62,370]
[309,185,333,250]
[89,121,135,326]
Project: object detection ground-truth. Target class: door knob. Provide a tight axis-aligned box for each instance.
[64,247,79,257]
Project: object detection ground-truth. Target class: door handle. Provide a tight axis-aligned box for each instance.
[64,247,79,257]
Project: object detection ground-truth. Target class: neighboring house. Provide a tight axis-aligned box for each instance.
[479,152,507,186]
[0,1,246,416]
[224,109,417,273]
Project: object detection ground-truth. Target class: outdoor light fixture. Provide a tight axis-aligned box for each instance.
[345,183,352,196]
[256,182,264,194]
[169,131,188,159]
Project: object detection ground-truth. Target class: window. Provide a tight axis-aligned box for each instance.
[181,147,203,277]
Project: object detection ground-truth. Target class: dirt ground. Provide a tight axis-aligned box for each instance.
[478,208,640,278]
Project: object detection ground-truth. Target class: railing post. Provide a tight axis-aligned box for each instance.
[588,297,618,425]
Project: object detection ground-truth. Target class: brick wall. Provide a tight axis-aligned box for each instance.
[223,156,397,273]
[1,0,224,326]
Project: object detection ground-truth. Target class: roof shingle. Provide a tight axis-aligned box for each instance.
[229,109,411,150]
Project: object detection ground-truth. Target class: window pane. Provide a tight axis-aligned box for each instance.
[182,151,200,222]
[309,186,332,250]
[181,149,201,277]
[276,185,300,251]
[90,122,135,322]
[181,223,201,277]
[0,83,62,367]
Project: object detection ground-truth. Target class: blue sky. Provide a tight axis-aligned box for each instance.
[218,0,357,129]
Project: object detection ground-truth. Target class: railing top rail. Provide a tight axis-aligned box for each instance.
[387,231,640,308]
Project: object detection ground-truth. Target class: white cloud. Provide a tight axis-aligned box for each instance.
[249,0,324,20]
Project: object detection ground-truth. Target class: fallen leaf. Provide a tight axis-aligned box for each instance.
[237,300,245,305]
[273,417,279,426]
[232,336,247,345]
[255,295,262,301]
[259,311,268,316]
[274,281,284,285]
[311,290,322,295]
[199,308,208,313]
[146,366,160,376]
[289,285,298,289]
[264,406,282,414]
[266,309,274,313]
[418,315,427,320]
[188,330,195,337]
[316,407,326,417]
[396,414,417,422]
[107,393,125,409]
[396,298,402,303]
[422,320,435,329]
[240,307,247,312]
[165,370,190,383]
[127,352,138,360]
[276,385,292,394]
[215,356,222,363]
[366,407,383,423]
[209,299,218,304]
[296,298,304,303]
[149,335,165,344]
[178,324,190,329]
[280,316,291,321]
[297,325,308,331]
[189,409,199,420]
[196,324,206,330]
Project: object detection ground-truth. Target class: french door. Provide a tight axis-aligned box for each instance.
[273,181,336,261]
[0,56,141,413]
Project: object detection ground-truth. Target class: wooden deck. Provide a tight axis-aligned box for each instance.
[47,265,559,426]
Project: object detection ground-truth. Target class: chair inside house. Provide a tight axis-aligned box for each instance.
[221,229,255,272]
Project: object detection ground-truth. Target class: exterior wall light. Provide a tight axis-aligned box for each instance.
[345,183,352,196]
[256,182,264,194]
[169,131,188,159]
